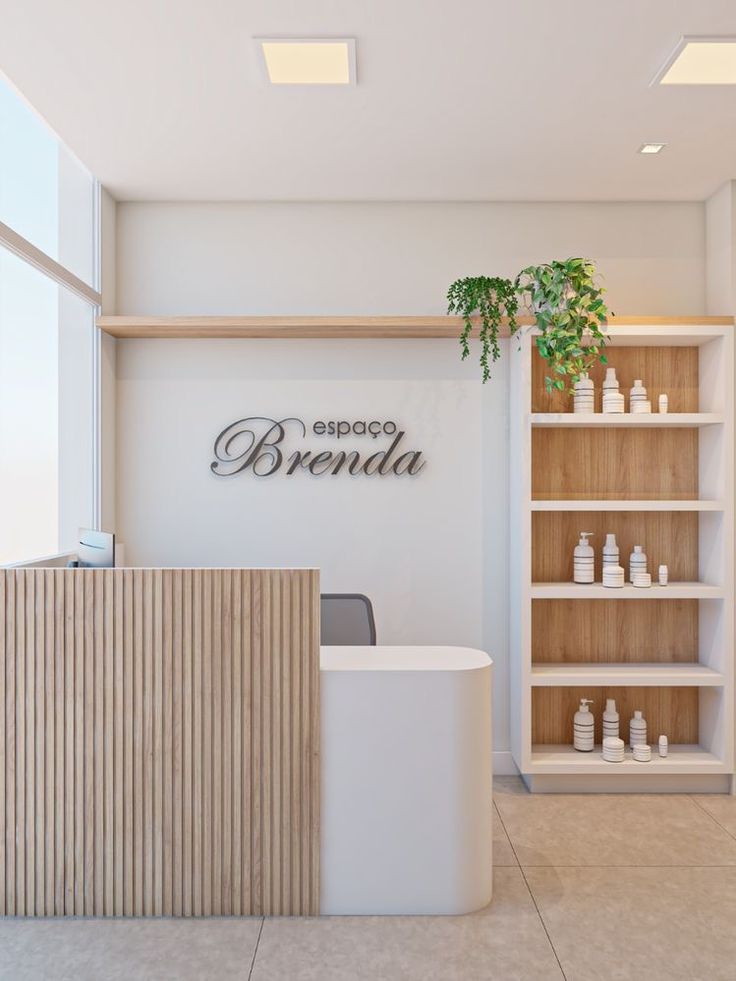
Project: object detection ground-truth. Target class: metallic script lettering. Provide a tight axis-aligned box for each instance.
[211,417,425,478]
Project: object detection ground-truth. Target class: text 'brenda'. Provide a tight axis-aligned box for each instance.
[211,417,426,478]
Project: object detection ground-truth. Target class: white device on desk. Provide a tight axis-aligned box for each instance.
[68,528,116,568]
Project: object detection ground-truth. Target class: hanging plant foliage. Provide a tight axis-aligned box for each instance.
[446,276,519,383]
[515,258,610,393]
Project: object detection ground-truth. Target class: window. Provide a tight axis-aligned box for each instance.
[0,75,96,287]
[0,73,99,566]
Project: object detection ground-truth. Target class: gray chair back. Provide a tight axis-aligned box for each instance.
[320,593,376,646]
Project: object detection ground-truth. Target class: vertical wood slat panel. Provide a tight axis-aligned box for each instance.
[53,570,64,916]
[0,567,319,916]
[0,572,5,916]
[5,573,15,916]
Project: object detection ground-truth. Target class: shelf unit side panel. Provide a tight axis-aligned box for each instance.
[509,334,532,770]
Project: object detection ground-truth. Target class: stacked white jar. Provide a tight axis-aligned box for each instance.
[630,379,651,414]
[633,744,652,762]
[603,565,625,587]
[602,367,624,413]
[602,736,625,763]
[573,373,595,413]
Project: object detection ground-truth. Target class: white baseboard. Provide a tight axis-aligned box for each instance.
[492,751,519,776]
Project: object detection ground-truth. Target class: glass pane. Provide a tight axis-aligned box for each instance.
[0,73,96,287]
[0,247,94,564]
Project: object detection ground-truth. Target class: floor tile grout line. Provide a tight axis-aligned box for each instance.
[495,804,568,981]
[688,794,736,843]
[247,916,265,981]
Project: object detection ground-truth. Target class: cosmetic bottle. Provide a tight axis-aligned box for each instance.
[630,379,647,412]
[574,698,595,752]
[573,373,595,414]
[602,698,620,740]
[573,532,595,584]
[602,369,625,413]
[629,544,647,583]
[658,735,668,758]
[659,393,669,414]
[603,533,619,568]
[603,367,619,394]
[658,564,668,586]
[629,710,647,749]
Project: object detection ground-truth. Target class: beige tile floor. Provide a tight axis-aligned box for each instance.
[2,778,736,981]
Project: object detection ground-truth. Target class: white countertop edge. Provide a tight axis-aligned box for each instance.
[320,646,492,672]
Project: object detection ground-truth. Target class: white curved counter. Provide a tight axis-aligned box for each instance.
[320,646,493,915]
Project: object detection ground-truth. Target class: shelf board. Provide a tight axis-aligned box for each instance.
[96,315,733,340]
[530,499,723,512]
[528,744,726,774]
[530,663,725,687]
[531,582,723,600]
[530,413,723,428]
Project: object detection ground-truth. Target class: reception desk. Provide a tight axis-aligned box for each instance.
[0,567,320,917]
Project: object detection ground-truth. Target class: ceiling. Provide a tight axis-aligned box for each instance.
[1,0,736,202]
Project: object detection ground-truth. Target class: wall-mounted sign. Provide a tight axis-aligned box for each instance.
[211,416,426,478]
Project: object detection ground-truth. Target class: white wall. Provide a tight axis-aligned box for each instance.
[117,201,705,316]
[706,182,736,316]
[113,200,708,770]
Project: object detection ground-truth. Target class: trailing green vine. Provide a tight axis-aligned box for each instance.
[515,258,609,393]
[446,258,610,391]
[446,276,519,382]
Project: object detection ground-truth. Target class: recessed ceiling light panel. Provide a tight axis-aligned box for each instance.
[256,38,356,85]
[638,143,666,154]
[653,36,736,85]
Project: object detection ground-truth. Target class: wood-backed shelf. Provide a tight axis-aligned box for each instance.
[512,322,734,787]
[531,582,723,600]
[531,663,725,687]
[530,412,723,428]
[528,744,726,774]
[530,499,723,512]
[96,315,733,340]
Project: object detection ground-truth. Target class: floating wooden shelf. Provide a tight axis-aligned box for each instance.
[531,663,725,687]
[96,315,733,340]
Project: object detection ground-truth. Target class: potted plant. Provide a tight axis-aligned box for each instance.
[447,258,610,391]
[515,258,609,392]
[446,276,519,382]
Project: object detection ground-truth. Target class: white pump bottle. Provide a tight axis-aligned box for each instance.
[574,698,595,752]
[574,532,595,584]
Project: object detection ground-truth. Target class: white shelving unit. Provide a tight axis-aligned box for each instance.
[509,323,735,792]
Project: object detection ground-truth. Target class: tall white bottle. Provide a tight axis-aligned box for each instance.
[629,544,647,583]
[574,699,595,752]
[602,698,619,740]
[573,373,595,414]
[603,533,619,568]
[574,532,595,584]
[629,710,647,748]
